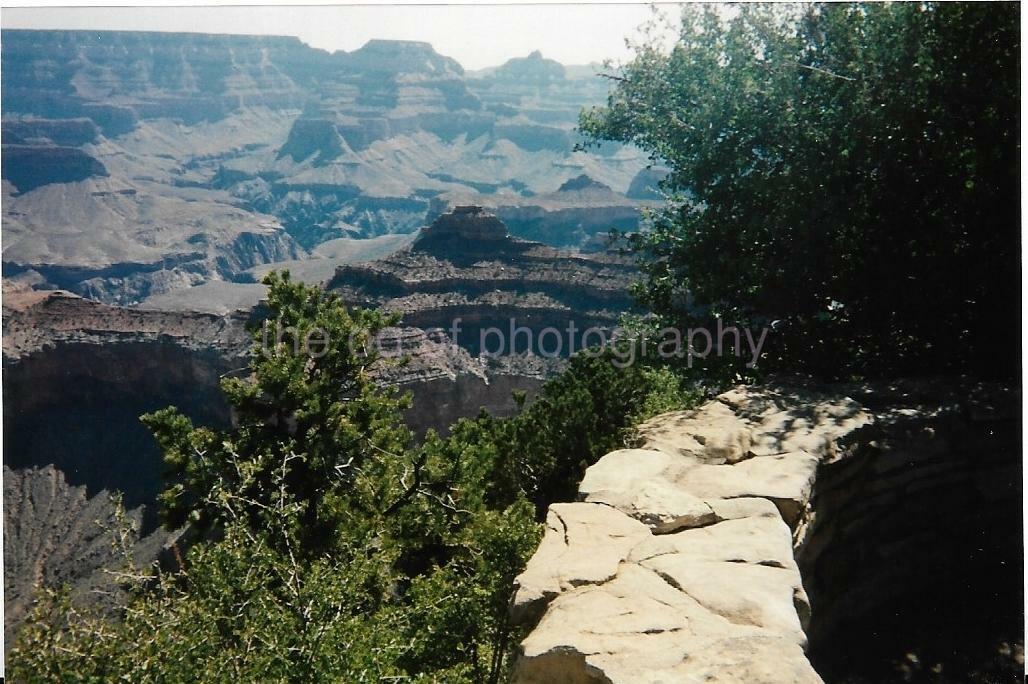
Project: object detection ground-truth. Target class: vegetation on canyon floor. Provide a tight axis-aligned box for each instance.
[10,2,1018,681]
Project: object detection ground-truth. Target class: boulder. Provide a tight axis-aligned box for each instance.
[579,449,720,534]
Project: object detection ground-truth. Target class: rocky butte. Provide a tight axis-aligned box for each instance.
[327,206,637,356]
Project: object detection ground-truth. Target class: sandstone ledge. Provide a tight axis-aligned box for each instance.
[510,383,874,683]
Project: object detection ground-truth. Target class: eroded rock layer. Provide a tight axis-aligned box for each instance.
[3,289,250,512]
[2,289,547,496]
[2,288,548,544]
[510,381,1022,683]
[2,286,552,644]
[327,207,637,356]
[2,30,653,305]
[3,465,173,647]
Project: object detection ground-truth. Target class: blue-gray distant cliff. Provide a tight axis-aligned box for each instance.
[2,29,658,305]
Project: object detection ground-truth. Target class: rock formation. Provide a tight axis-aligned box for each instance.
[489,51,567,84]
[3,465,173,648]
[1,144,109,193]
[2,287,547,506]
[626,166,670,200]
[326,207,637,356]
[425,182,657,250]
[416,205,509,244]
[510,381,1022,683]
[1,30,653,304]
[557,174,612,193]
[2,284,555,643]
[2,289,251,514]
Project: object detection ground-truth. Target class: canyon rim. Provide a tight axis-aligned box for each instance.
[1,4,1022,683]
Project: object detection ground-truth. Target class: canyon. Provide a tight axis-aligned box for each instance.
[1,29,658,306]
[1,29,655,644]
[0,282,547,645]
[3,27,1020,684]
[1,205,633,643]
[2,204,628,505]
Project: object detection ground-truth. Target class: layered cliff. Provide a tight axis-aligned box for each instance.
[2,284,557,643]
[3,289,251,511]
[2,30,652,306]
[0,30,315,127]
[425,182,658,251]
[326,207,637,356]
[511,381,1022,683]
[2,288,549,505]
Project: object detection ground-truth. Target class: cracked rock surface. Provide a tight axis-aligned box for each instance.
[510,383,873,683]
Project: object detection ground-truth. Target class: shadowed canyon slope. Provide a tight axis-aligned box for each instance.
[2,207,634,637]
[0,286,549,641]
[2,208,630,512]
[1,280,566,513]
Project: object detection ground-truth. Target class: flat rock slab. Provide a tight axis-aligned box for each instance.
[511,502,650,625]
[579,449,719,534]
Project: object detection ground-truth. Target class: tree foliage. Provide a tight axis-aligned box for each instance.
[582,2,1019,378]
[145,271,415,551]
[455,352,696,514]
[10,273,541,682]
[10,274,694,682]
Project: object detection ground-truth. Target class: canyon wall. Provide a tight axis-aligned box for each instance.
[510,380,1022,683]
[328,207,637,357]
[3,465,174,650]
[2,30,653,305]
[2,290,546,505]
[3,209,635,642]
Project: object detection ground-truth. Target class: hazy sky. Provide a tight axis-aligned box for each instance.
[1,2,686,70]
